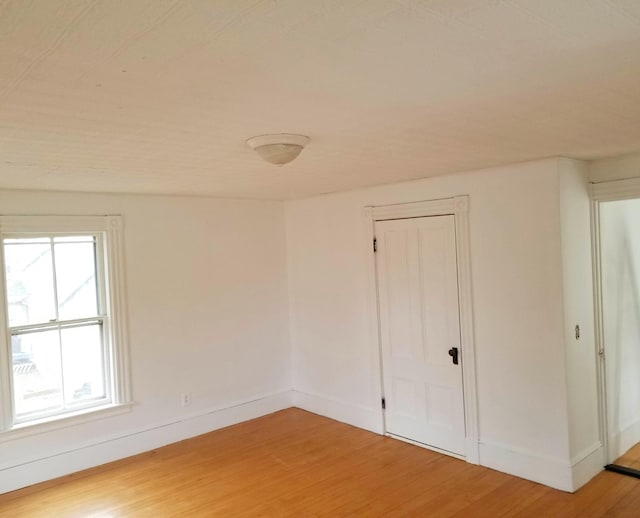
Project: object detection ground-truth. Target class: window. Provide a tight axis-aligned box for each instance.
[0,216,131,435]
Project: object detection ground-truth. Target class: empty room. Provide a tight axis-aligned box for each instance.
[1,0,640,516]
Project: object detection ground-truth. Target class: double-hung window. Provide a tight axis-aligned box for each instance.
[0,216,131,435]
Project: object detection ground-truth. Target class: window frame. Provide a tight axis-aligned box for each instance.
[0,215,132,439]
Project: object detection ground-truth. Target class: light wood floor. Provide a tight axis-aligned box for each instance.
[2,408,640,517]
[614,442,640,470]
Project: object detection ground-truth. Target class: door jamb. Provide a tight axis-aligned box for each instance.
[363,196,479,464]
[591,177,640,464]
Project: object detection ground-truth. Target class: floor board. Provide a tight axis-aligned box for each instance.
[1,408,639,517]
[614,441,640,470]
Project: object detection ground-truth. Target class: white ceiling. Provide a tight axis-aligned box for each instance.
[1,0,640,199]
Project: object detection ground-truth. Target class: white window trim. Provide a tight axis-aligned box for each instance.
[0,215,133,439]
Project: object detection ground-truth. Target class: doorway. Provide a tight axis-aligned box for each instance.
[367,197,478,462]
[593,182,640,478]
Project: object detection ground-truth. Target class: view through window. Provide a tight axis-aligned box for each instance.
[5,235,108,422]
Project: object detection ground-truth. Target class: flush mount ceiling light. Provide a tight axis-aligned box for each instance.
[246,133,309,166]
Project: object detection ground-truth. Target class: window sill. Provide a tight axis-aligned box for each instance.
[0,402,134,443]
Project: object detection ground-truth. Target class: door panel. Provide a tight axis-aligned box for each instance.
[376,215,465,455]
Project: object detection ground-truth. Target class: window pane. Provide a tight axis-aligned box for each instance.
[61,324,106,405]
[54,239,99,320]
[12,330,63,418]
[4,241,56,326]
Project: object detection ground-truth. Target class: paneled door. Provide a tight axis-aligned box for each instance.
[375,215,465,456]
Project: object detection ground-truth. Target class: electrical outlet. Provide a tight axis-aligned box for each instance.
[181,392,191,407]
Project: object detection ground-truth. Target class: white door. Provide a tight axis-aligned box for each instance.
[375,215,465,456]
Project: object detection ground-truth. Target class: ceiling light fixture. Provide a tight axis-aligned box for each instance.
[246,133,309,166]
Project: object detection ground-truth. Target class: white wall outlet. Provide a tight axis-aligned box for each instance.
[181,392,191,407]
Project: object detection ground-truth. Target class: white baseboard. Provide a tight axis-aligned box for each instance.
[479,441,573,492]
[293,391,578,492]
[1,390,293,494]
[2,389,598,496]
[292,390,384,434]
[570,442,604,491]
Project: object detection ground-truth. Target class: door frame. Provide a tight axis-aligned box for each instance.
[591,177,640,464]
[364,196,479,464]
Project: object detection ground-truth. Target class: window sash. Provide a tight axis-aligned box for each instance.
[4,234,111,425]
[10,316,106,335]
[3,233,106,326]
[11,319,110,424]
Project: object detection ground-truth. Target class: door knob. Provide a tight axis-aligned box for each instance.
[448,347,459,365]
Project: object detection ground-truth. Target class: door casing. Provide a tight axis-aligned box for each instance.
[364,196,479,464]
[591,178,640,464]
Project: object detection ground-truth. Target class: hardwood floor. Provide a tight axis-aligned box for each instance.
[1,408,639,517]
[614,442,640,470]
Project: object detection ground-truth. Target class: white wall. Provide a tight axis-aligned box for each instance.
[0,157,604,494]
[600,198,640,462]
[0,190,292,493]
[285,158,585,490]
[589,152,640,183]
[558,159,601,488]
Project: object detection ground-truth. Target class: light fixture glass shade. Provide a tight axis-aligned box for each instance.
[247,134,309,165]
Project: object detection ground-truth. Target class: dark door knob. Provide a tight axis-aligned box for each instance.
[448,347,459,365]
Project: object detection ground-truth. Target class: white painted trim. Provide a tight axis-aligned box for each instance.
[570,443,604,491]
[591,177,640,201]
[0,403,133,443]
[105,216,132,405]
[0,215,118,233]
[588,152,640,184]
[0,215,132,434]
[590,182,640,464]
[590,200,610,462]
[570,440,603,467]
[478,440,573,492]
[371,197,457,220]
[292,390,384,434]
[366,196,480,464]
[0,390,293,494]
[362,207,386,435]
[452,196,480,464]
[0,242,10,430]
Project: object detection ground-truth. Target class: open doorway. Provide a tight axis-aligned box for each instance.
[595,190,640,478]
